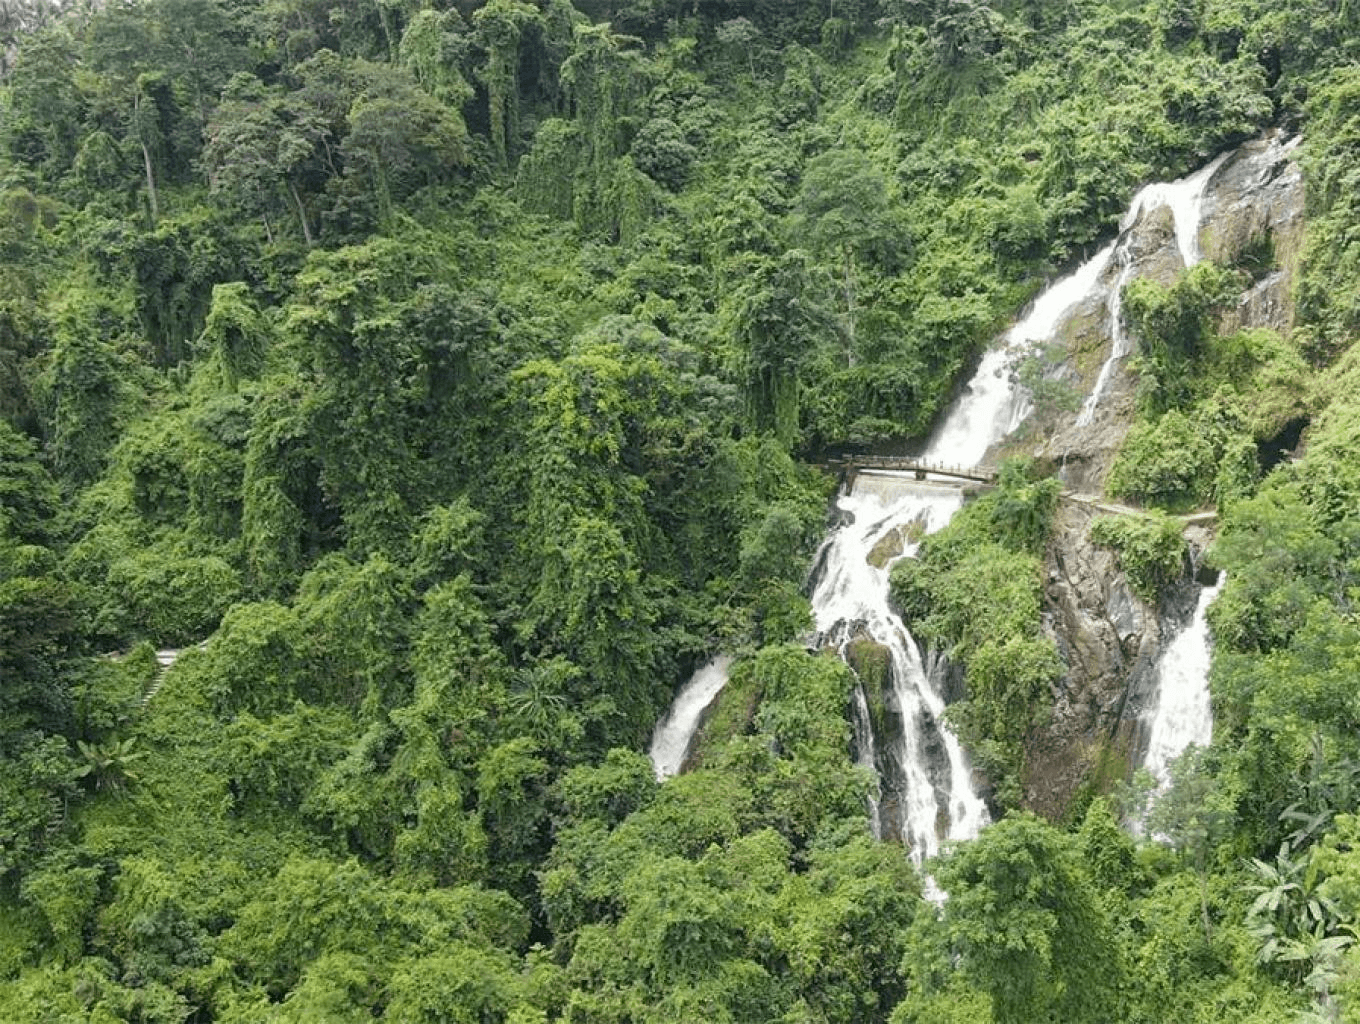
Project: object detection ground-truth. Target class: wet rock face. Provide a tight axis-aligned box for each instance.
[846,632,893,733]
[1200,133,1305,336]
[1007,135,1307,819]
[1123,203,1184,283]
[1022,503,1208,818]
[843,628,900,838]
[842,626,964,847]
[1022,502,1158,817]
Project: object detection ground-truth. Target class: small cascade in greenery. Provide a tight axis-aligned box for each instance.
[1142,573,1225,789]
[648,655,733,780]
[849,681,884,837]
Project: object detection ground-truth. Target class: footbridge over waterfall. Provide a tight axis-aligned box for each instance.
[826,456,999,487]
[823,460,1221,526]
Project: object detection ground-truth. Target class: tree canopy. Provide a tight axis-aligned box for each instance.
[2,0,1360,1020]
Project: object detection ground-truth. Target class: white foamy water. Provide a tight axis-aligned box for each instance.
[1134,152,1231,269]
[927,253,1108,468]
[1142,574,1225,789]
[813,474,985,862]
[1006,242,1118,351]
[1076,152,1232,425]
[648,655,733,780]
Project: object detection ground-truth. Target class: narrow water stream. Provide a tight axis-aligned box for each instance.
[1076,151,1231,425]
[648,655,734,780]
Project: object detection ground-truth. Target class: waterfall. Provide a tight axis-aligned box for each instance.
[807,154,1245,859]
[809,219,1156,860]
[1076,246,1134,428]
[805,170,1182,860]
[1142,574,1225,789]
[647,151,1263,849]
[1076,152,1232,425]
[813,475,981,862]
[648,655,733,780]
[926,244,1120,466]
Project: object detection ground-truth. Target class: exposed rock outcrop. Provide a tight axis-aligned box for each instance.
[1023,502,1206,818]
[1201,134,1306,336]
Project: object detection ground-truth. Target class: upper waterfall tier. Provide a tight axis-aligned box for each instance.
[1075,151,1232,426]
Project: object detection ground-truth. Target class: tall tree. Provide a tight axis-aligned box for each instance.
[472,0,539,168]
[203,73,326,244]
[790,148,894,359]
[904,813,1123,1024]
[727,251,837,449]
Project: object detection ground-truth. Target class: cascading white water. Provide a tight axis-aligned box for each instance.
[648,655,733,780]
[808,202,1175,862]
[1137,152,1232,269]
[1142,574,1225,788]
[1076,248,1135,428]
[1076,152,1232,426]
[813,476,981,862]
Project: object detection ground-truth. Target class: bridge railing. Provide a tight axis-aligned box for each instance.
[824,456,998,484]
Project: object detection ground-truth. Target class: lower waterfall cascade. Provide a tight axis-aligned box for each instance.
[1141,573,1226,790]
[811,474,985,863]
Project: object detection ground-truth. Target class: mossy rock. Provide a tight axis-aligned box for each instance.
[866,519,925,569]
[846,636,893,738]
[846,636,891,690]
[685,666,763,767]
[1056,734,1140,828]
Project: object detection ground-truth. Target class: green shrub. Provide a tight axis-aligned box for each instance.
[1125,262,1240,412]
[1202,328,1310,440]
[1089,513,1186,601]
[104,549,242,646]
[1107,409,1217,509]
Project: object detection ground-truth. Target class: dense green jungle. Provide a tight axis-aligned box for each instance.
[4,0,1360,1020]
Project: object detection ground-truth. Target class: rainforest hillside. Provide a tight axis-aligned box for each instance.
[4,0,1360,1021]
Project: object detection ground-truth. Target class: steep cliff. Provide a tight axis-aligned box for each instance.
[1019,132,1307,819]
